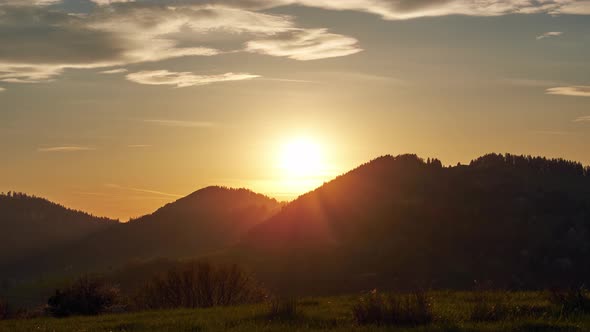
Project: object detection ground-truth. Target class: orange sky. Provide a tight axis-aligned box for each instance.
[1,0,589,220]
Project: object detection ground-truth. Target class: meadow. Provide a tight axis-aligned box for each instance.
[1,291,588,332]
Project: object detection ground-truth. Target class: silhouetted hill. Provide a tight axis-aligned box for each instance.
[5,187,281,278]
[0,192,117,265]
[98,186,281,261]
[4,155,590,296]
[240,154,590,292]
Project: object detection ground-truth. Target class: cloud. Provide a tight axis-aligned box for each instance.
[574,116,590,122]
[246,29,362,60]
[143,119,216,127]
[293,0,590,19]
[127,144,151,148]
[536,31,563,40]
[0,87,5,92]
[531,130,581,136]
[557,1,590,15]
[546,86,590,97]
[127,70,259,87]
[2,0,590,85]
[104,183,182,198]
[37,146,95,152]
[505,78,564,87]
[0,0,61,6]
[0,4,292,83]
[85,0,590,18]
[100,68,128,74]
[91,0,133,4]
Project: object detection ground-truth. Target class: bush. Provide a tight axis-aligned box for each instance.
[352,291,387,325]
[352,290,433,326]
[46,276,120,317]
[548,287,590,316]
[470,295,509,322]
[134,261,264,310]
[265,297,298,321]
[0,299,9,320]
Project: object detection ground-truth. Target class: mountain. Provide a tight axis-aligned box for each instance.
[240,154,590,292]
[4,187,281,278]
[87,186,281,263]
[0,192,117,265]
[4,154,590,295]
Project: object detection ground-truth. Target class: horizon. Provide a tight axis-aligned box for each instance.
[3,151,589,221]
[1,0,589,220]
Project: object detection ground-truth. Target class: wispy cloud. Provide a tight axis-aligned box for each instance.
[505,78,564,87]
[546,86,590,97]
[105,184,183,198]
[0,87,5,92]
[143,119,216,128]
[127,144,151,148]
[2,0,590,85]
[100,68,128,74]
[0,3,354,84]
[246,29,362,61]
[531,130,581,136]
[37,146,95,152]
[536,31,563,40]
[0,0,60,5]
[262,78,318,84]
[83,0,590,19]
[574,116,590,122]
[126,70,260,88]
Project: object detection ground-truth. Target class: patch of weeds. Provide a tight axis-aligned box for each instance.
[513,322,579,332]
[110,322,141,331]
[298,299,320,307]
[352,290,433,326]
[470,296,509,322]
[548,287,590,316]
[265,297,298,321]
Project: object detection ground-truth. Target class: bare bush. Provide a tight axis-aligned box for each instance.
[352,290,433,326]
[265,297,298,321]
[0,299,9,320]
[470,295,509,322]
[134,261,264,310]
[46,276,120,317]
[548,287,590,316]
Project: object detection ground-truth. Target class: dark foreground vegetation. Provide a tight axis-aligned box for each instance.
[2,290,590,331]
[2,262,590,331]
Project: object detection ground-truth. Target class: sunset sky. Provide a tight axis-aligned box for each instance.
[1,0,589,220]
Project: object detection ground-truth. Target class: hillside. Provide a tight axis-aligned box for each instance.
[240,154,590,292]
[0,192,117,265]
[3,154,590,294]
[4,187,281,279]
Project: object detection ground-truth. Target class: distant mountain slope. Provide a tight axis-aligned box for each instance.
[92,186,281,261]
[0,192,117,264]
[241,154,590,291]
[6,187,281,278]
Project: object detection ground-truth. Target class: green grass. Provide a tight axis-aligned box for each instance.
[1,292,589,332]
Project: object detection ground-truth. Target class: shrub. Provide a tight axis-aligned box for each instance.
[265,297,298,321]
[352,291,386,325]
[548,287,590,316]
[134,261,264,310]
[46,276,120,317]
[470,296,509,322]
[352,290,433,326]
[0,299,9,320]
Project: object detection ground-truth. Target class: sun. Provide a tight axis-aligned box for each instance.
[279,137,323,178]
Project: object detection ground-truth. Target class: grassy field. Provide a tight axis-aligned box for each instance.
[1,292,589,332]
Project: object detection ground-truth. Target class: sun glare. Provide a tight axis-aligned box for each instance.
[279,137,323,178]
